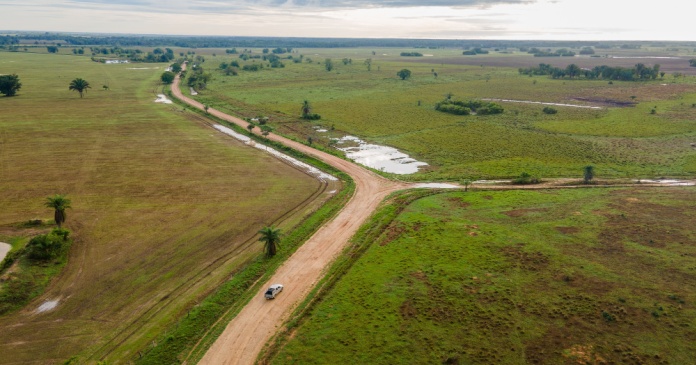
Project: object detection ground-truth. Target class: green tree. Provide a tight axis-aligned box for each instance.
[0,74,21,96]
[160,71,175,84]
[68,78,91,98]
[170,63,182,73]
[246,123,255,134]
[364,58,372,71]
[45,194,71,228]
[324,58,334,72]
[301,100,312,118]
[258,226,281,257]
[260,125,273,138]
[397,69,412,80]
[583,165,595,184]
[565,64,581,78]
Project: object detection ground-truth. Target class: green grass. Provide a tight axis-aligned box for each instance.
[0,52,331,363]
[192,49,696,180]
[269,187,696,364]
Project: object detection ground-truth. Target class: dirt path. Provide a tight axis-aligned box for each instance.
[172,67,407,365]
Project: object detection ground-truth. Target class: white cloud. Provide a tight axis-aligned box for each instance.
[0,0,692,40]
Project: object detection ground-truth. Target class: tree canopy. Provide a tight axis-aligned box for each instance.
[397,69,412,80]
[45,194,71,228]
[0,74,21,97]
[69,78,91,98]
[160,71,175,84]
[258,226,282,257]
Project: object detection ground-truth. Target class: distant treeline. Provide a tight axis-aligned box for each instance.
[3,32,696,49]
[519,63,662,81]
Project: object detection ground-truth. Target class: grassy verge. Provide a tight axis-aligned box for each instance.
[259,188,442,363]
[268,187,696,364]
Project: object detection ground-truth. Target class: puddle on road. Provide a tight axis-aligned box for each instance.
[636,179,695,186]
[483,98,602,109]
[333,136,428,174]
[213,125,338,182]
[36,300,59,314]
[413,183,460,189]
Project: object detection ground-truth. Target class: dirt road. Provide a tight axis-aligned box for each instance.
[172,69,407,365]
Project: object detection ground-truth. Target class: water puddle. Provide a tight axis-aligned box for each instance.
[635,179,695,186]
[0,242,10,262]
[155,94,172,104]
[105,60,129,64]
[610,56,682,60]
[127,67,158,70]
[333,136,428,174]
[190,87,198,96]
[413,183,459,189]
[213,125,338,182]
[36,300,59,313]
[483,98,602,109]
[316,129,328,133]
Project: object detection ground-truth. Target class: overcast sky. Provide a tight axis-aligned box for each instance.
[0,0,692,40]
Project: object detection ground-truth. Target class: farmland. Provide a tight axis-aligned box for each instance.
[0,52,334,363]
[269,187,696,365]
[191,47,696,180]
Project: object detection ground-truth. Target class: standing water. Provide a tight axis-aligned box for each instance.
[334,136,428,174]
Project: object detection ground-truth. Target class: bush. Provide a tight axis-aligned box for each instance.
[302,113,321,120]
[542,107,558,114]
[435,99,503,116]
[512,172,541,185]
[26,229,70,261]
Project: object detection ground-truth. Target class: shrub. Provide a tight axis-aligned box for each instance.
[542,107,558,114]
[302,113,321,120]
[512,172,541,185]
[26,228,70,261]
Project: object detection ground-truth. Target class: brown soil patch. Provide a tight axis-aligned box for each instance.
[446,197,471,208]
[572,97,637,107]
[380,223,407,246]
[501,244,550,271]
[555,226,580,234]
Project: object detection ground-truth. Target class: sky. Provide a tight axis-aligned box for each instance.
[0,0,693,41]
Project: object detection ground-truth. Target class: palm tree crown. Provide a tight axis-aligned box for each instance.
[258,226,282,257]
[45,194,72,228]
[69,78,91,98]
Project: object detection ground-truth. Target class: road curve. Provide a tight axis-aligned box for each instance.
[171,67,408,365]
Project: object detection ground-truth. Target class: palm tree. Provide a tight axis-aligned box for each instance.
[301,100,311,119]
[258,226,282,257]
[45,194,71,228]
[583,165,594,184]
[69,78,91,98]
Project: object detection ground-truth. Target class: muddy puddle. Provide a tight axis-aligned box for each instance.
[333,136,428,174]
[213,125,338,182]
[0,242,10,262]
[483,98,602,109]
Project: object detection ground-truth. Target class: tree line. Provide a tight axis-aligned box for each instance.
[519,63,662,81]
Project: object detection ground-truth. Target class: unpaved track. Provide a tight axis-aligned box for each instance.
[172,69,407,365]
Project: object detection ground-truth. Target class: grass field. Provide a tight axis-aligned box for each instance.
[190,48,696,180]
[269,187,696,364]
[0,51,332,363]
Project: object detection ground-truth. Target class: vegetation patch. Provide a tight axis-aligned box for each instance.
[268,187,696,365]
